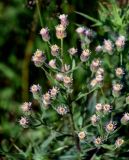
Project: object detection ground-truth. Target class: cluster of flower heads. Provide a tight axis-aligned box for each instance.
[19,14,129,150]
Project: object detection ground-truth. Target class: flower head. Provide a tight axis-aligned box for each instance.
[19,117,29,128]
[90,59,101,72]
[95,45,103,52]
[95,103,103,112]
[32,49,46,67]
[30,84,41,93]
[42,92,51,106]
[115,36,125,48]
[103,39,113,53]
[91,114,99,126]
[56,73,64,81]
[68,47,77,56]
[49,59,56,69]
[80,49,91,62]
[21,102,32,112]
[105,121,116,133]
[103,104,111,113]
[55,24,66,39]
[59,14,69,27]
[76,27,85,35]
[78,131,86,140]
[115,138,124,148]
[94,137,102,145]
[63,76,73,87]
[113,83,123,92]
[50,86,59,98]
[51,44,59,56]
[40,27,50,41]
[115,68,124,77]
[56,105,68,115]
[121,112,129,125]
[90,79,98,87]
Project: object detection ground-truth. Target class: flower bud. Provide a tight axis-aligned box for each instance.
[56,73,64,81]
[94,137,102,145]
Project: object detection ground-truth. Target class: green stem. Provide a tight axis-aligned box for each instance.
[120,52,122,66]
[61,38,64,65]
[36,0,43,27]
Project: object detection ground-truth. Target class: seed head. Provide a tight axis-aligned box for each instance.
[96,68,104,76]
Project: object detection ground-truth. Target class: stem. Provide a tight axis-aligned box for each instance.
[68,104,81,152]
[61,38,64,65]
[36,0,43,27]
[120,52,122,66]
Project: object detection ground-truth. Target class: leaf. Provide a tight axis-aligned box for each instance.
[75,11,102,24]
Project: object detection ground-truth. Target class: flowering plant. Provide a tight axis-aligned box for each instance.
[19,11,129,159]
